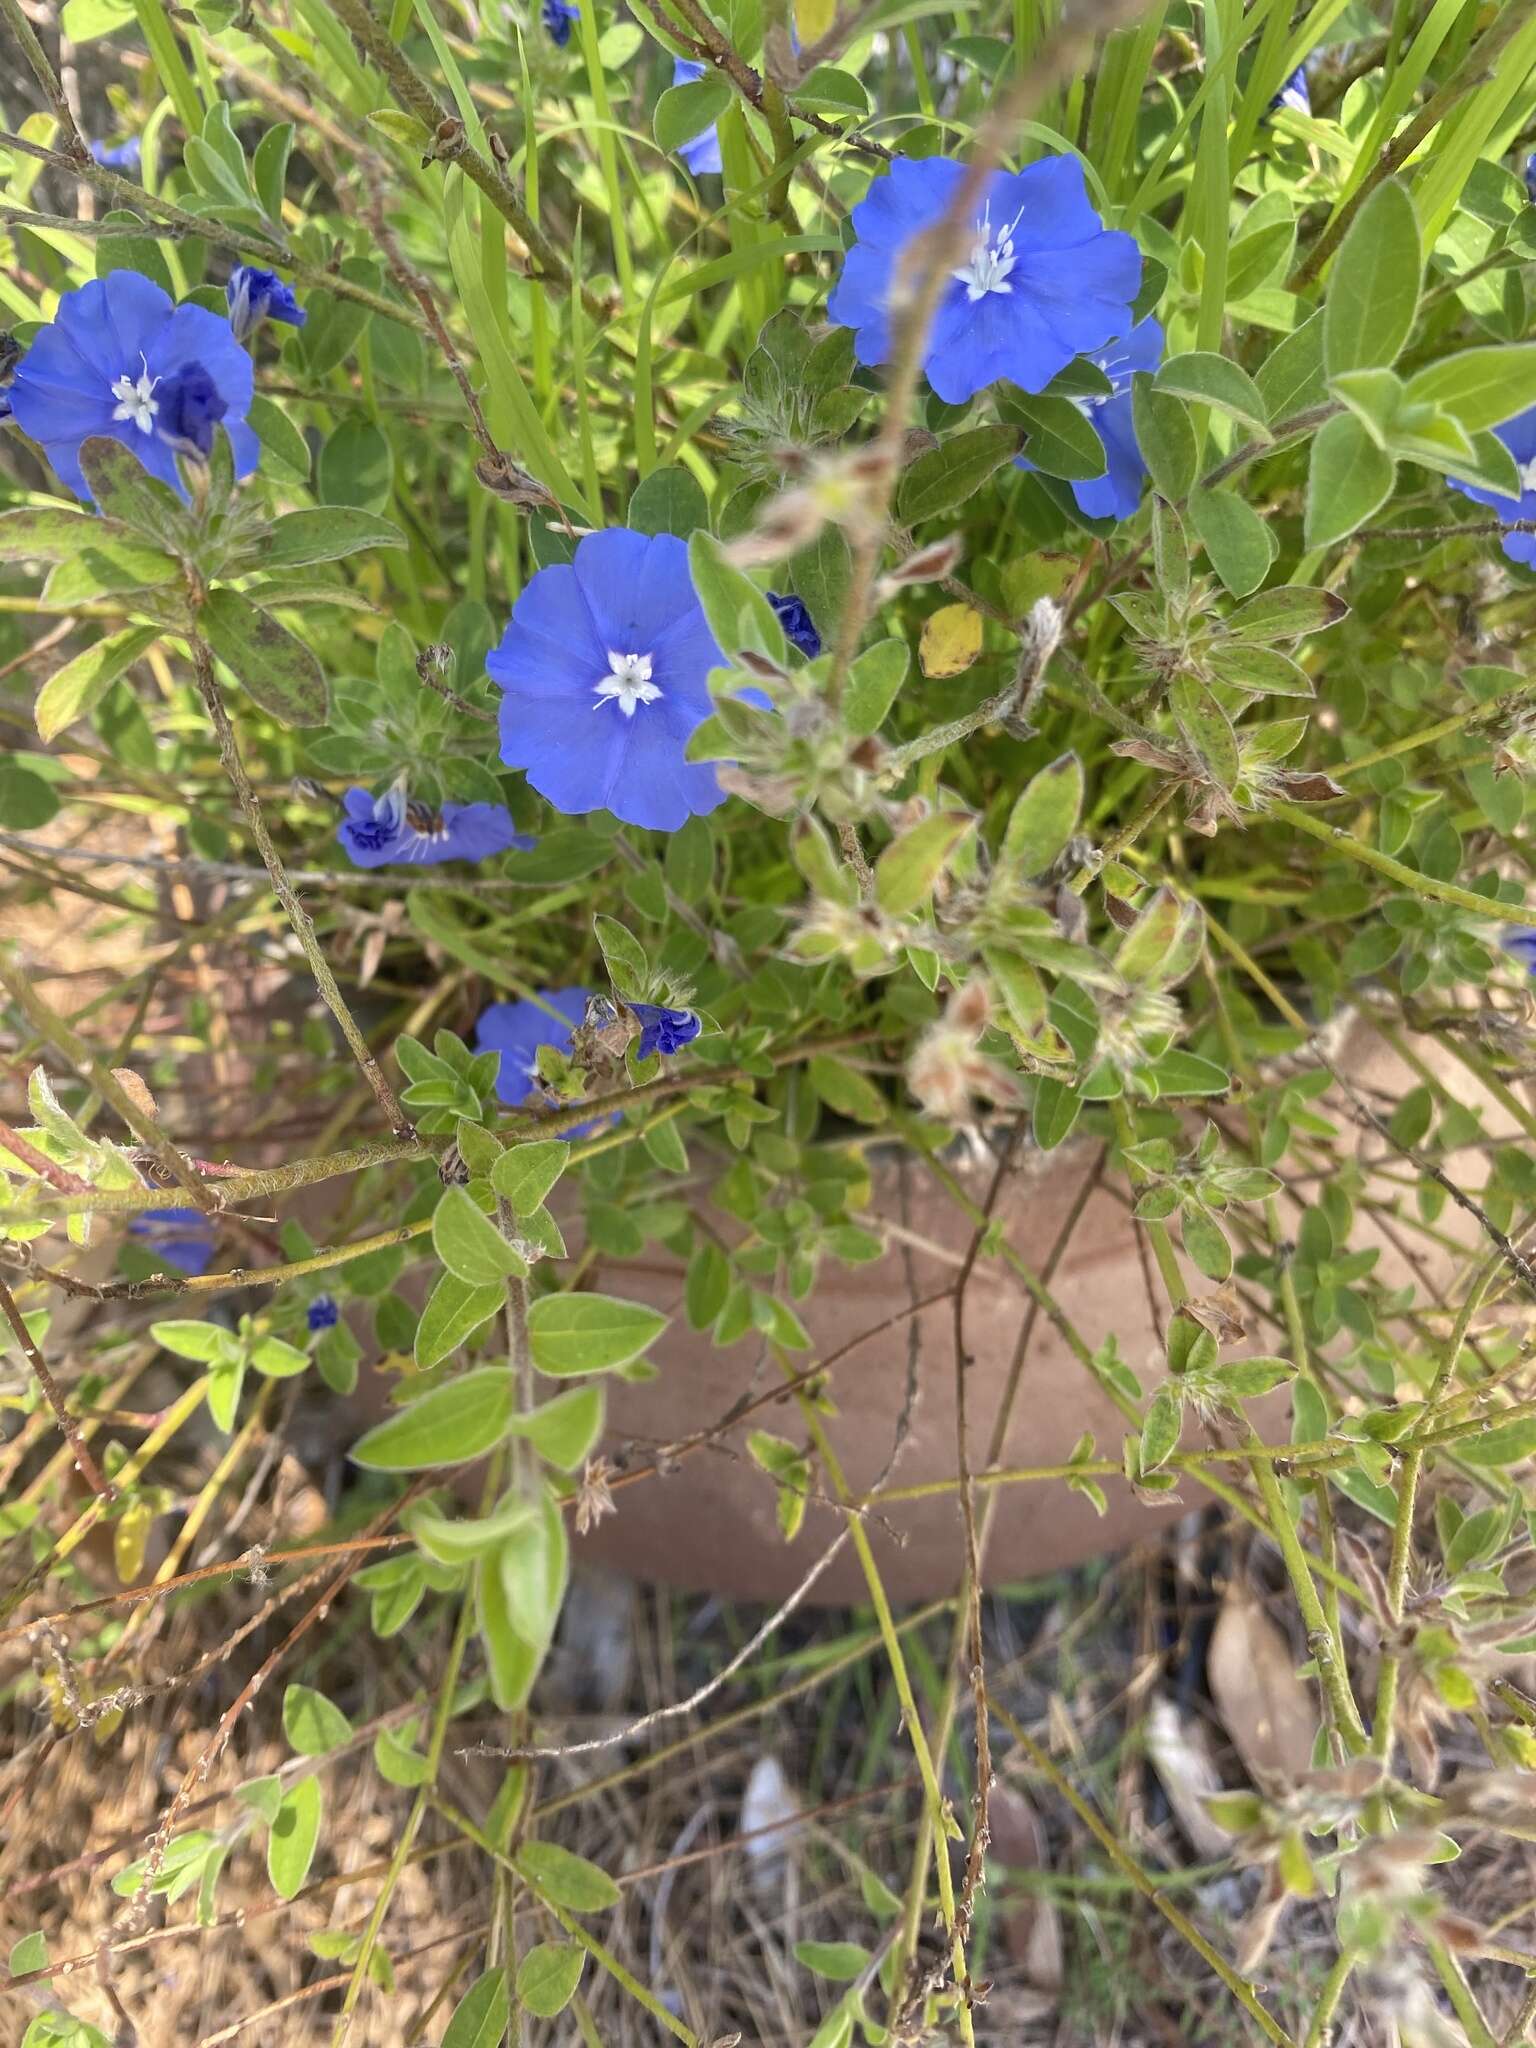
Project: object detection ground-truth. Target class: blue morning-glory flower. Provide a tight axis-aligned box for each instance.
[1500,928,1536,972]
[8,273,258,503]
[487,527,735,833]
[90,137,142,175]
[1018,315,1163,521]
[477,988,613,1138]
[827,154,1141,407]
[129,1207,216,1276]
[1447,403,1536,567]
[337,783,533,868]
[1270,65,1311,116]
[542,0,579,43]
[767,591,821,659]
[226,266,306,346]
[307,1294,340,1332]
[672,58,724,176]
[1525,154,1536,206]
[629,1002,702,1058]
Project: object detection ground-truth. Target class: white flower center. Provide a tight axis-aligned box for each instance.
[109,355,159,434]
[952,202,1026,303]
[593,650,661,718]
[1517,455,1536,496]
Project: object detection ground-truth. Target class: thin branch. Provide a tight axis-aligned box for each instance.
[189,638,414,1140]
[0,1273,110,1496]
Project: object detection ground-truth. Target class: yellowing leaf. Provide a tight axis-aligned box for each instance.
[794,0,836,39]
[918,603,984,678]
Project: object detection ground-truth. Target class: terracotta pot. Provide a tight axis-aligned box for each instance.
[347,1018,1507,1604]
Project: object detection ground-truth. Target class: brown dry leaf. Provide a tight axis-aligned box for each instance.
[991,1781,1062,1996]
[1208,1578,1320,1783]
[111,1067,158,1120]
[918,602,984,678]
[1143,1694,1233,1858]
[1178,1287,1247,1345]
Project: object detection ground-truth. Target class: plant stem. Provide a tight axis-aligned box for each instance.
[190,639,414,1140]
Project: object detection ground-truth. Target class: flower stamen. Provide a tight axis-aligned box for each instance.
[594,649,661,717]
[109,354,160,434]
[952,202,1027,303]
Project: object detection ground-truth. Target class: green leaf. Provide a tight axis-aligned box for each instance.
[794,1940,870,1981]
[0,506,98,561]
[252,123,294,225]
[433,1186,527,1287]
[1139,1384,1182,1471]
[1180,1205,1232,1281]
[282,1683,353,1756]
[1131,375,1197,499]
[350,1366,514,1469]
[254,509,406,571]
[515,1840,621,1913]
[1304,413,1396,548]
[413,1270,506,1371]
[516,1941,585,2018]
[9,1931,48,1975]
[77,436,192,548]
[1142,1050,1229,1096]
[1155,352,1269,436]
[808,1053,887,1126]
[1458,1417,1536,1468]
[200,588,329,726]
[267,1776,321,1899]
[1322,178,1420,377]
[374,1722,430,1786]
[1254,310,1327,420]
[250,1334,309,1378]
[317,417,393,512]
[496,1492,568,1648]
[507,1385,605,1472]
[442,1968,510,2048]
[490,1141,568,1214]
[874,810,974,916]
[1032,1075,1082,1151]
[527,1293,668,1376]
[844,637,909,737]
[1223,587,1348,641]
[43,537,180,605]
[1001,751,1083,879]
[685,1241,731,1329]
[0,763,60,829]
[628,463,709,538]
[654,75,731,154]
[476,1549,541,1708]
[35,625,159,743]
[687,529,788,667]
[149,1318,231,1363]
[896,425,1021,521]
[1402,344,1536,433]
[408,1494,539,1564]
[1169,673,1239,788]
[593,913,648,998]
[1007,392,1106,479]
[236,1775,284,1824]
[1188,488,1275,598]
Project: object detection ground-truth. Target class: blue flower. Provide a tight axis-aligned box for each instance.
[1018,315,1163,521]
[477,988,612,1137]
[1447,403,1536,567]
[1526,153,1536,207]
[226,266,306,346]
[1270,65,1311,115]
[767,591,821,659]
[336,783,533,867]
[827,154,1141,406]
[542,0,579,43]
[90,137,142,174]
[307,1294,340,1332]
[629,1002,701,1058]
[672,58,723,176]
[488,527,736,833]
[129,1206,216,1276]
[8,273,258,502]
